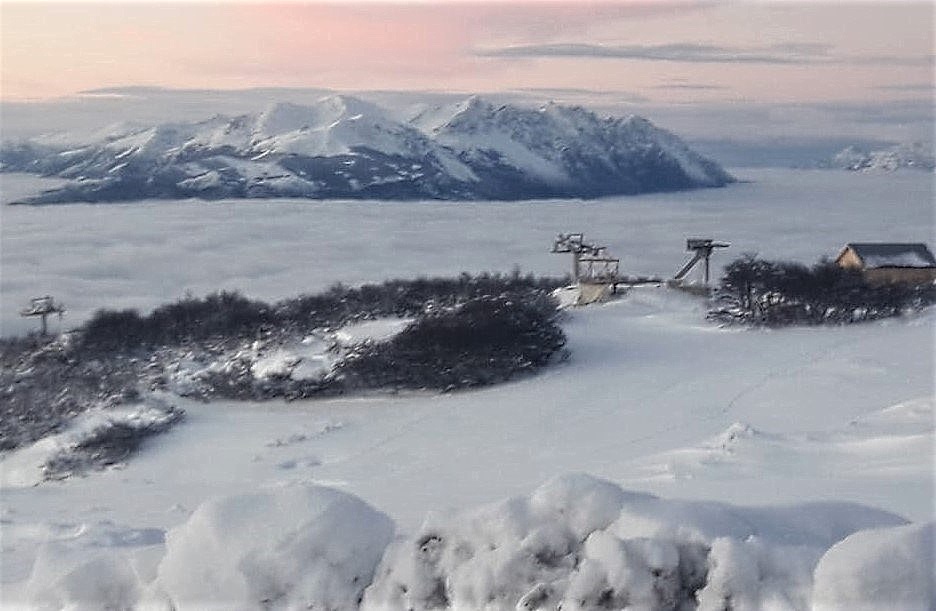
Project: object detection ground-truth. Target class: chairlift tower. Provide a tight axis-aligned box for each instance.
[20,296,66,335]
[673,238,730,285]
[551,233,614,282]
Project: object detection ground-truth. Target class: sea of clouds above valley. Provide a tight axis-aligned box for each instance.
[2,168,932,335]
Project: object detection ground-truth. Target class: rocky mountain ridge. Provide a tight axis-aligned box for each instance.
[1,95,734,203]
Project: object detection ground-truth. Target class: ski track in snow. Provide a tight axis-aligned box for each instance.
[720,334,867,418]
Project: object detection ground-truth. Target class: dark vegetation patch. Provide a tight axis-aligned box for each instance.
[74,272,564,355]
[709,254,936,326]
[42,406,184,480]
[337,294,566,391]
[0,336,142,451]
[1,272,567,452]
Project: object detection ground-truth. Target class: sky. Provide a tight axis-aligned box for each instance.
[1,1,933,104]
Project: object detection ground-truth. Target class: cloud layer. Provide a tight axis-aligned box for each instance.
[478,42,933,67]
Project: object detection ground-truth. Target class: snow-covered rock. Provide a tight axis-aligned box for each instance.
[1,95,733,203]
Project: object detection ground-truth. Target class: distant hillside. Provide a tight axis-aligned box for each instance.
[1,95,733,203]
[820,142,935,172]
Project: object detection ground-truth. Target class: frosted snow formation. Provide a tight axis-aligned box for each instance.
[6,474,930,610]
[0,95,733,203]
[362,474,906,611]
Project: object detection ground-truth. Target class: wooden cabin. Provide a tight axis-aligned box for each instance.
[835,243,936,286]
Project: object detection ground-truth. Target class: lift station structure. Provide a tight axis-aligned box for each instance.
[673,238,731,285]
[20,296,66,335]
[551,233,730,293]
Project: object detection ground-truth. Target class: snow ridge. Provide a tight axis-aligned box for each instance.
[1,95,733,203]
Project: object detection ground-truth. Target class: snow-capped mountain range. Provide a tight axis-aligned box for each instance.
[822,142,935,172]
[1,95,734,203]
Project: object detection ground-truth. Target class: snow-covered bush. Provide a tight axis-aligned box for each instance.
[337,294,566,391]
[361,474,905,610]
[75,274,566,355]
[2,274,566,453]
[711,254,935,326]
[0,401,184,485]
[155,485,394,610]
[42,403,183,479]
[78,290,272,353]
[9,476,923,610]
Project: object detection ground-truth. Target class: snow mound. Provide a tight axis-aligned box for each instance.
[812,521,934,611]
[362,473,905,610]
[22,521,162,611]
[156,485,394,610]
[712,421,762,451]
[851,396,934,428]
[623,397,934,515]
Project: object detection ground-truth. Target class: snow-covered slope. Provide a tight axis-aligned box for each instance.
[0,95,733,203]
[823,142,935,172]
[425,97,733,197]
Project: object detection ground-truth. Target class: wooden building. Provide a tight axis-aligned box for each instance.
[835,243,936,285]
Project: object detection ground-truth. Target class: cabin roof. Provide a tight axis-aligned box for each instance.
[843,243,936,269]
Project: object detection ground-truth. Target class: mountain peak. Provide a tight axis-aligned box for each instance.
[2,95,734,203]
[255,96,387,137]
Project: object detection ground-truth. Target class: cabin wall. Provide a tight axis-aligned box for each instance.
[836,248,864,269]
[576,282,612,305]
[863,267,936,286]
